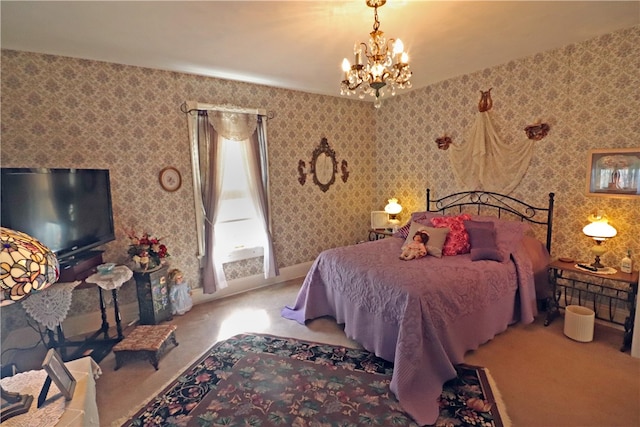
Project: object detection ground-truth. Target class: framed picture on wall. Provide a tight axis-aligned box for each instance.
[586,148,640,198]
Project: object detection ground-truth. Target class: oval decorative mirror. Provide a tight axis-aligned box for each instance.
[310,137,338,192]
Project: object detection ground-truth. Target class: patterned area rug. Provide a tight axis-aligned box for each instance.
[121,333,509,427]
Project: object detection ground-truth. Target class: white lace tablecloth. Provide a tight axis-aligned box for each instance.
[0,357,101,427]
[22,282,82,330]
[85,266,132,290]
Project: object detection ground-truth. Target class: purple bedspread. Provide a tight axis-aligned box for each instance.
[282,222,541,426]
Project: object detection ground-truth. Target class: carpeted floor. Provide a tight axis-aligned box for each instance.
[120,333,508,427]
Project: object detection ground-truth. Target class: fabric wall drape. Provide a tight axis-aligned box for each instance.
[449,111,536,195]
[187,102,278,294]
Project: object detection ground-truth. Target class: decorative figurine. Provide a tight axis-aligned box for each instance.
[478,88,493,112]
[435,135,452,150]
[168,268,193,315]
[524,122,550,141]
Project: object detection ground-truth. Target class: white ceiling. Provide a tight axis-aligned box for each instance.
[2,1,639,100]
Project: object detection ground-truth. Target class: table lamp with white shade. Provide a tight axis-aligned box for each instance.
[582,217,617,269]
[1,227,59,422]
[384,198,402,230]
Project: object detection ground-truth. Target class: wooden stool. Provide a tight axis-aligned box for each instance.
[113,325,178,370]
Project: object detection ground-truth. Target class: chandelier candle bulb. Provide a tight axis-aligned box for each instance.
[393,39,404,62]
[342,59,350,79]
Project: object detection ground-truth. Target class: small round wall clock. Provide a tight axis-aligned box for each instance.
[159,166,182,192]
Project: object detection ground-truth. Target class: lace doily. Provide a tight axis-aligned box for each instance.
[575,264,618,275]
[0,357,101,427]
[0,369,65,427]
[85,266,133,290]
[22,281,82,330]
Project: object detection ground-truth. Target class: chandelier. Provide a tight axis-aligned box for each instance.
[340,0,412,108]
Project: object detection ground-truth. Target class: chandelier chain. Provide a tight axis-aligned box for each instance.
[372,5,380,32]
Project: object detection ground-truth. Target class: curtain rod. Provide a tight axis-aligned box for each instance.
[180,101,272,119]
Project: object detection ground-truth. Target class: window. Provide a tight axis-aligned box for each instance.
[186,101,278,293]
[215,138,267,262]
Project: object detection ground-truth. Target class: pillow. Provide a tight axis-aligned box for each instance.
[410,211,445,224]
[393,222,412,239]
[393,212,446,239]
[464,220,495,247]
[464,219,504,262]
[401,222,450,258]
[430,214,472,256]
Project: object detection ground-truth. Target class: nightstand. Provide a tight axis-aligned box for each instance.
[545,259,639,352]
[368,228,393,241]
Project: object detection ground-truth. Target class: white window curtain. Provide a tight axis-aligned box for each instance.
[186,101,278,293]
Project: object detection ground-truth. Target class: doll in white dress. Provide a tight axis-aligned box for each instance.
[168,268,193,315]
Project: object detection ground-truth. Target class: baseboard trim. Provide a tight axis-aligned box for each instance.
[191,261,312,305]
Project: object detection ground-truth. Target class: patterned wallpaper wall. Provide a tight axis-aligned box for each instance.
[1,25,639,336]
[0,50,376,332]
[375,25,640,266]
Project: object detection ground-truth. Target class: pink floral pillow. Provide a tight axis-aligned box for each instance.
[430,213,472,256]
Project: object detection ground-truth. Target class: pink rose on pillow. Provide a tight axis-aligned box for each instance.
[430,213,472,256]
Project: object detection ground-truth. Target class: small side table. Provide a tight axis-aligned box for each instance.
[368,228,393,241]
[85,265,133,343]
[545,259,639,352]
[0,357,101,427]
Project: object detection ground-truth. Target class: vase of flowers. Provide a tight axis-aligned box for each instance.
[126,228,170,271]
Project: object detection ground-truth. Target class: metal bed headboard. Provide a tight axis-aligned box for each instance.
[426,189,555,253]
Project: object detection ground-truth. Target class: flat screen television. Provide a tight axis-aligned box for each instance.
[1,168,116,266]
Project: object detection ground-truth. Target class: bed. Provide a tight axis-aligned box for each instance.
[282,190,554,425]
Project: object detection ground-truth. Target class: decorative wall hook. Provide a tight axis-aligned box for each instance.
[435,136,452,150]
[341,160,350,183]
[478,88,493,112]
[524,122,550,141]
[297,160,307,185]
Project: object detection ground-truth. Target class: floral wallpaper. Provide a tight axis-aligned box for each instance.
[376,25,640,266]
[2,25,639,338]
[0,50,376,333]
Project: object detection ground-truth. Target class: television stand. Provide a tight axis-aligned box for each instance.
[59,251,104,282]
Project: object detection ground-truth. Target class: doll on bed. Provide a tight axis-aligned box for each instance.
[399,230,429,260]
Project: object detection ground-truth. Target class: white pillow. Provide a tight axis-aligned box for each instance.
[402,222,450,258]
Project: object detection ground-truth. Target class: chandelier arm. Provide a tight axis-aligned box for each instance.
[359,42,371,61]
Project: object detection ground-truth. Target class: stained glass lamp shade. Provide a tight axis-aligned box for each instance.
[1,227,60,421]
